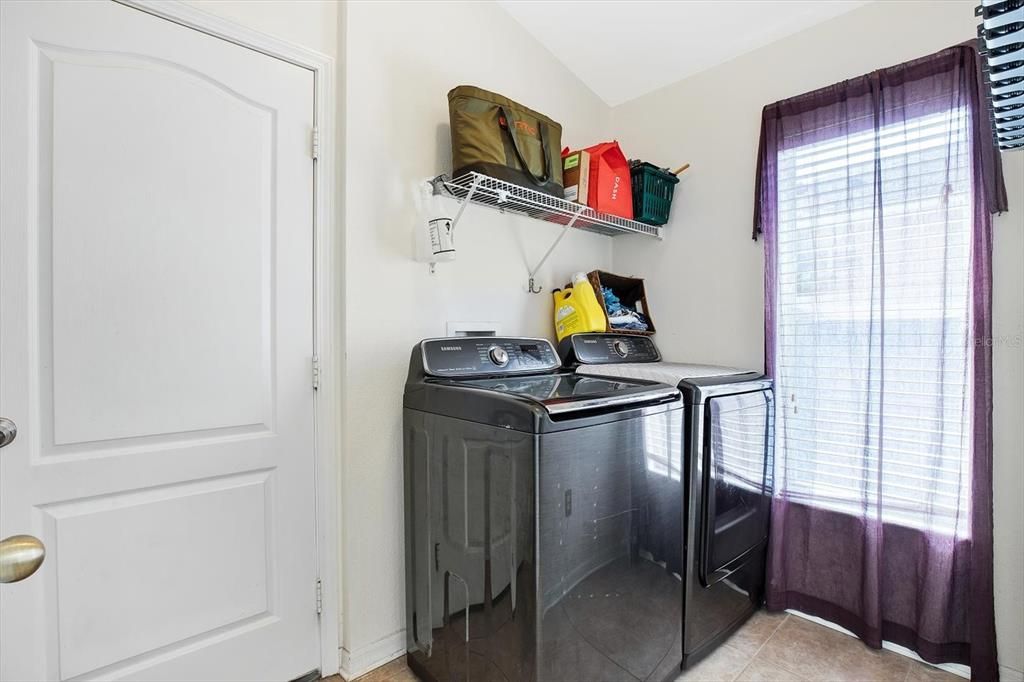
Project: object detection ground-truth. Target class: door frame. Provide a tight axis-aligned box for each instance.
[110,1,341,675]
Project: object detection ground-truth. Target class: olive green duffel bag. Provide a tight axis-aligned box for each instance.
[448,85,563,197]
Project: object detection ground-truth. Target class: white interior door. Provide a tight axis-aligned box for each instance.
[0,2,319,680]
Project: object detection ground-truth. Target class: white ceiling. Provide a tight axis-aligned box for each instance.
[496,0,869,106]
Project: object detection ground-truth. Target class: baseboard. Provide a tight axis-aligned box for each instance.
[338,629,405,680]
[786,610,972,679]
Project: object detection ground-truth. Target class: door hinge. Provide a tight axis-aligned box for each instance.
[316,578,323,615]
[312,354,320,390]
[311,126,320,160]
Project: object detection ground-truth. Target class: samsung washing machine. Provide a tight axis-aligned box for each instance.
[561,333,774,669]
[403,337,688,682]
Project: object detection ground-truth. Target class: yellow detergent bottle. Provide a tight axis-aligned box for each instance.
[553,272,606,343]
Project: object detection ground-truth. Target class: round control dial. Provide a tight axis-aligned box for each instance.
[488,346,509,366]
[613,340,629,358]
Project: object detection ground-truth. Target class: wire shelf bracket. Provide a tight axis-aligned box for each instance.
[526,207,586,293]
[431,172,662,294]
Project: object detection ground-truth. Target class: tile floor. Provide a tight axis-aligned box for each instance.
[333,610,964,682]
[674,612,961,682]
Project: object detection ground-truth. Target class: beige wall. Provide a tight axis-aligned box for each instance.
[339,0,613,675]
[181,0,338,58]
[609,1,1024,677]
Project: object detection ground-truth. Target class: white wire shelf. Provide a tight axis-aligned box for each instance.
[431,172,663,239]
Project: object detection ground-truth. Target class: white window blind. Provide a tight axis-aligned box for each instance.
[774,106,973,536]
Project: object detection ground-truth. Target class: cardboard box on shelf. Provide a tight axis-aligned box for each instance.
[587,270,656,336]
[562,149,590,205]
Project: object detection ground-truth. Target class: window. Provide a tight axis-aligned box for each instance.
[773,106,972,536]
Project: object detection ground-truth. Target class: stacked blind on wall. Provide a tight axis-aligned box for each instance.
[978,0,1024,150]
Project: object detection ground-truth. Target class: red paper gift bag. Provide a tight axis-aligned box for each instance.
[583,141,633,219]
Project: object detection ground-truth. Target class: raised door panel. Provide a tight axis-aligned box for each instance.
[42,46,273,448]
[43,472,273,679]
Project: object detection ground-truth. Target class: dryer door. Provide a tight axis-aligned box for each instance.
[699,389,773,587]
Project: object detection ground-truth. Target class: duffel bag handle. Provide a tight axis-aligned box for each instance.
[499,106,553,187]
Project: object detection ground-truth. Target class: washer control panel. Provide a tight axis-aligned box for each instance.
[421,337,560,377]
[567,333,661,365]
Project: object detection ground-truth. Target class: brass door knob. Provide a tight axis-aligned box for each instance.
[0,535,45,583]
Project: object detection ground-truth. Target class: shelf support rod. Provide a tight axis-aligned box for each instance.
[527,207,586,294]
[448,175,480,234]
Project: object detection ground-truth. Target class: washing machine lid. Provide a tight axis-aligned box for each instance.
[577,362,750,386]
[450,372,680,416]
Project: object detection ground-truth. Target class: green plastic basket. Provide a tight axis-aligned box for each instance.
[630,162,679,226]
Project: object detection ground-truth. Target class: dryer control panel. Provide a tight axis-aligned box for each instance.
[562,333,661,365]
[420,337,560,377]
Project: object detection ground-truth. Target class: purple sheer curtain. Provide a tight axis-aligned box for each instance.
[754,44,1006,680]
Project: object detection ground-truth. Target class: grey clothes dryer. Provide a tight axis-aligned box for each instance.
[403,337,687,682]
[562,333,774,670]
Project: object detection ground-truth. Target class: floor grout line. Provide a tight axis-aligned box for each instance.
[761,613,922,682]
[730,612,793,682]
[754,613,815,681]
